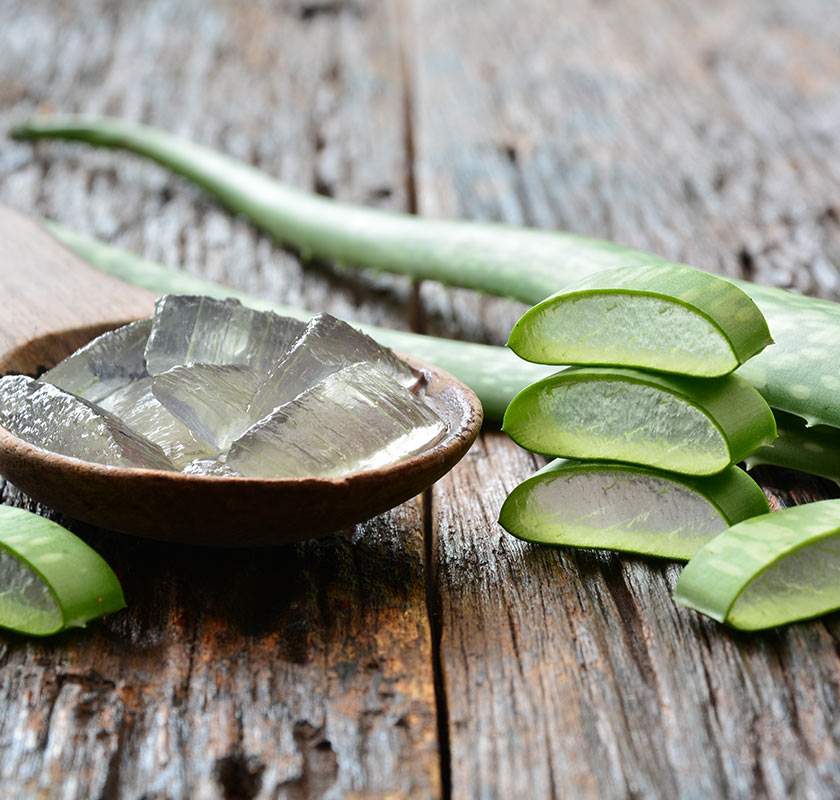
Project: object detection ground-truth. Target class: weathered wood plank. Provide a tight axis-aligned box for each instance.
[432,435,839,799]
[413,1,840,796]
[0,1,440,797]
[410,0,840,348]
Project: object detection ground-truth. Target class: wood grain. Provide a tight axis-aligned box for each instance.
[1,0,840,798]
[414,2,840,797]
[0,0,441,797]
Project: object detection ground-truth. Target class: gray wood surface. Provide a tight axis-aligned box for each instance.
[1,0,839,798]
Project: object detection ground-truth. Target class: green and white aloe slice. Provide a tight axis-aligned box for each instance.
[499,459,769,561]
[0,506,125,635]
[508,264,773,377]
[675,499,840,630]
[502,366,777,475]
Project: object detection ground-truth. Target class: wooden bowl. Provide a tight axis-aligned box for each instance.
[0,206,482,546]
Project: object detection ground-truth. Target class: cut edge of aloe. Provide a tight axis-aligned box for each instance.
[0,506,125,635]
[508,264,773,376]
[675,499,840,630]
[499,459,769,561]
[502,366,777,476]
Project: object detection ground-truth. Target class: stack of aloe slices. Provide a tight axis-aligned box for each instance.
[500,265,778,562]
[500,266,840,629]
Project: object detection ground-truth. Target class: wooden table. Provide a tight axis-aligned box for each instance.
[1,1,839,797]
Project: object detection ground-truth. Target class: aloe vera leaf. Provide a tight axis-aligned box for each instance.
[675,499,840,630]
[12,115,840,432]
[502,366,777,475]
[746,411,840,484]
[499,459,769,561]
[43,223,832,480]
[0,505,125,635]
[508,264,772,377]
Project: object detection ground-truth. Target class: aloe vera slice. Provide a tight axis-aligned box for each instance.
[42,223,832,479]
[503,367,777,475]
[508,265,772,377]
[675,499,840,630]
[0,506,125,635]
[499,459,769,560]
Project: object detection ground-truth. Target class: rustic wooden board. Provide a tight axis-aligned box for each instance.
[1,0,840,798]
[0,1,441,798]
[413,1,840,797]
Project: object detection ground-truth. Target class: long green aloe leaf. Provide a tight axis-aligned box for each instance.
[499,459,769,561]
[675,499,840,630]
[0,505,125,635]
[508,264,773,377]
[43,223,839,483]
[502,366,777,475]
[11,115,840,434]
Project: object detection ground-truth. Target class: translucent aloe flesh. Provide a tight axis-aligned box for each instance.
[44,223,839,483]
[98,376,213,468]
[145,294,305,375]
[42,318,152,402]
[499,460,769,561]
[0,375,175,471]
[227,362,446,478]
[13,115,840,436]
[152,363,261,451]
[0,300,447,479]
[248,312,418,422]
[675,499,840,630]
[0,505,125,635]
[508,265,773,377]
[503,367,777,475]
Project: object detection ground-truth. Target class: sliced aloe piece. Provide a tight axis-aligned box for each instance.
[0,506,125,635]
[503,367,777,475]
[675,499,840,630]
[508,265,772,377]
[499,459,769,560]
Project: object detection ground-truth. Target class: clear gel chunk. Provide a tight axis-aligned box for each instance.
[228,362,445,479]
[0,375,175,471]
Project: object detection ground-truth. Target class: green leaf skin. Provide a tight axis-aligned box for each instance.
[746,411,840,485]
[508,264,772,377]
[46,222,834,481]
[499,459,769,560]
[675,499,840,630]
[502,366,777,475]
[11,115,840,433]
[0,506,125,635]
